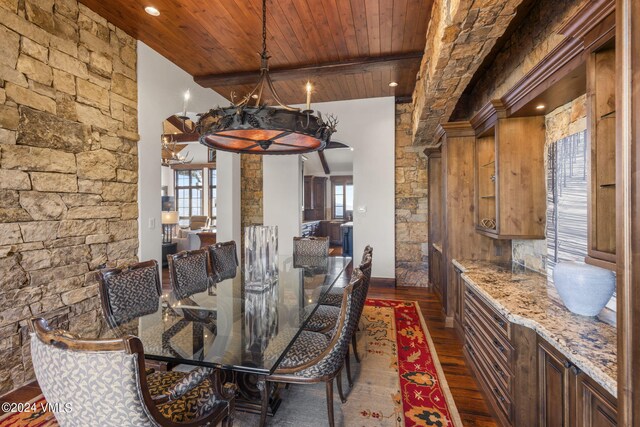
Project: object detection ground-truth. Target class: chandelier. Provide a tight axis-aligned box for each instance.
[161,136,193,167]
[197,0,337,155]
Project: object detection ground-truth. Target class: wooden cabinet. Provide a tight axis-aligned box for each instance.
[471,101,546,239]
[586,42,616,270]
[426,147,444,301]
[430,245,443,300]
[538,338,617,427]
[328,221,343,245]
[462,279,537,427]
[575,372,617,427]
[303,176,327,221]
[538,339,573,427]
[431,123,511,324]
[452,265,465,332]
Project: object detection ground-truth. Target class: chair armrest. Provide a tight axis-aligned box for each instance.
[151,367,213,404]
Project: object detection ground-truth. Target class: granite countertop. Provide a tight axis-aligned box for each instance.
[453,259,617,398]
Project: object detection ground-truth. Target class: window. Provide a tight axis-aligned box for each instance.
[209,168,217,218]
[175,169,203,227]
[332,176,353,219]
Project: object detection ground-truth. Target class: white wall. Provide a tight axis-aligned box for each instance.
[263,156,303,256]
[137,42,236,264]
[263,97,396,278]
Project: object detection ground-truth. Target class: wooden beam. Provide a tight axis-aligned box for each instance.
[166,115,197,133]
[318,151,330,174]
[162,133,201,143]
[194,52,424,88]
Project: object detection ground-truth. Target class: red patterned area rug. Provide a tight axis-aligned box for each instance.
[364,299,462,427]
[0,299,462,427]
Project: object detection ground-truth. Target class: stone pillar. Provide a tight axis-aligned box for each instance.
[395,104,429,286]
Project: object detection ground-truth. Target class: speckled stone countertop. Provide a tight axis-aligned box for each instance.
[452,259,617,398]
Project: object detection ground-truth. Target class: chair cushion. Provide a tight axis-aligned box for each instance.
[147,370,219,423]
[278,330,330,369]
[320,288,344,307]
[293,238,329,257]
[304,304,340,333]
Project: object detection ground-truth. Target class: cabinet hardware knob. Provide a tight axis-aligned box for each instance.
[493,314,505,327]
[563,360,572,369]
[493,362,505,377]
[493,339,505,352]
[493,387,506,402]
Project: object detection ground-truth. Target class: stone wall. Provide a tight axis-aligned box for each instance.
[453,0,589,119]
[241,154,263,230]
[0,1,138,394]
[395,103,429,286]
[512,95,587,273]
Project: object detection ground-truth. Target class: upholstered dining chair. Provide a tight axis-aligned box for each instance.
[321,245,373,307]
[98,260,162,329]
[168,249,215,300]
[293,236,330,257]
[208,240,239,283]
[306,252,373,386]
[258,269,365,427]
[29,317,237,427]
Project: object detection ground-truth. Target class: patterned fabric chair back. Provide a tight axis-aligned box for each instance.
[208,240,239,282]
[353,253,373,326]
[281,269,364,378]
[362,245,373,264]
[293,236,330,257]
[29,318,157,427]
[168,249,213,300]
[98,260,161,328]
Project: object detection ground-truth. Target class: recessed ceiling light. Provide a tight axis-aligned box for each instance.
[388,81,399,87]
[144,6,160,16]
[536,104,545,110]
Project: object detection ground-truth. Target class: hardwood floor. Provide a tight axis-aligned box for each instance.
[368,284,499,427]
[0,283,497,426]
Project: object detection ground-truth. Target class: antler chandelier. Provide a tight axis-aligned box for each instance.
[197,0,337,155]
[161,136,193,167]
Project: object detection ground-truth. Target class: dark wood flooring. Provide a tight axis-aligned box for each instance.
[1,284,497,426]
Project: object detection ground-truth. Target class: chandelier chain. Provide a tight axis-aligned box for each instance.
[261,0,267,57]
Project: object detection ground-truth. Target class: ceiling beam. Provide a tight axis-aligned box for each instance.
[318,151,330,174]
[194,52,424,88]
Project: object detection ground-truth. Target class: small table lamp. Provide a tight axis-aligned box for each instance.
[161,211,179,244]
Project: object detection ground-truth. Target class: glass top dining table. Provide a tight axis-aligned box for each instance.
[95,255,351,376]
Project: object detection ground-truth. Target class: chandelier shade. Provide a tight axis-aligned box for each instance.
[196,0,336,155]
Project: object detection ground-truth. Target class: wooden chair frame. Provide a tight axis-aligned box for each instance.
[29,317,236,427]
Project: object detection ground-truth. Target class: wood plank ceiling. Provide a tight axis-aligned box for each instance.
[79,0,433,104]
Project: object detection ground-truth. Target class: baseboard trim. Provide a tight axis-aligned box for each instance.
[371,277,396,288]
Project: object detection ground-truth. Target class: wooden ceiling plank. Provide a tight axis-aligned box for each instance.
[379,0,394,54]
[410,0,433,51]
[293,0,337,62]
[391,0,408,52]
[335,0,361,58]
[350,0,371,56]
[319,0,350,60]
[403,0,422,51]
[365,0,382,56]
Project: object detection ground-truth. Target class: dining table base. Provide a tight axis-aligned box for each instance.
[222,371,282,416]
